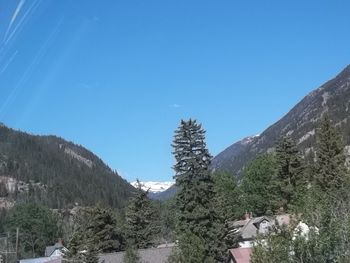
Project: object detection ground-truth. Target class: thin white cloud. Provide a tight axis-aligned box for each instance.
[171,104,181,108]
[0,50,18,75]
[4,0,26,41]
[4,0,41,45]
[0,17,63,119]
[79,82,92,89]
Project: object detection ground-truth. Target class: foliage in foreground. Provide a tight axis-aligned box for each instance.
[168,232,211,263]
[125,180,160,249]
[65,206,123,262]
[4,203,61,258]
[241,153,276,216]
[251,115,350,263]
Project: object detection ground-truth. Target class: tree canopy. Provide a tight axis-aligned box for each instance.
[172,119,227,262]
[5,203,61,258]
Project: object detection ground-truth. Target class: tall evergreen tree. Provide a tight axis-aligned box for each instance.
[125,180,159,249]
[66,206,123,261]
[303,115,350,261]
[172,119,227,261]
[241,154,276,216]
[272,136,305,212]
[314,115,348,192]
[168,232,207,263]
[213,171,243,221]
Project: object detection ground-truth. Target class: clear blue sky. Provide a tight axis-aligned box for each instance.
[0,0,349,182]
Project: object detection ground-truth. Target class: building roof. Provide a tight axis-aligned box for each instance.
[99,247,173,263]
[231,219,248,228]
[45,242,64,257]
[230,214,291,241]
[20,257,62,263]
[229,248,252,263]
[232,216,270,240]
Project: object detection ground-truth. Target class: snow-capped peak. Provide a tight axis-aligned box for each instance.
[131,181,174,193]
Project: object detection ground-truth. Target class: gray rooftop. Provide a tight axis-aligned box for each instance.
[230,214,291,241]
[99,247,174,263]
[45,242,64,257]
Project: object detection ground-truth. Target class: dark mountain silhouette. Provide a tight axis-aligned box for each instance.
[0,125,135,209]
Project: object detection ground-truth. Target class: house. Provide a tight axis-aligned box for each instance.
[99,246,174,263]
[229,213,275,248]
[227,213,291,263]
[20,240,67,263]
[19,257,62,263]
[227,248,252,263]
[45,240,67,257]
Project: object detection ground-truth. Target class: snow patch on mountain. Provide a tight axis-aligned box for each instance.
[131,181,175,193]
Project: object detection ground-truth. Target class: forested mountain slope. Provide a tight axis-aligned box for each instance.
[212,65,350,176]
[0,124,135,209]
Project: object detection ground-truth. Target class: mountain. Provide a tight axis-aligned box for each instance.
[131,181,174,193]
[129,181,176,201]
[0,124,135,209]
[148,185,178,201]
[140,65,350,202]
[212,65,350,176]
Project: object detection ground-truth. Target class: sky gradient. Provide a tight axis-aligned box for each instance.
[0,0,350,182]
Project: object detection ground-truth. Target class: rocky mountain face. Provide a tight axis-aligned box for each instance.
[212,65,350,176]
[0,125,135,209]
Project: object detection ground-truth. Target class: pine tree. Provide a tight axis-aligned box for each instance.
[241,154,276,216]
[4,203,61,258]
[64,244,98,263]
[168,232,208,263]
[172,119,227,261]
[66,206,123,261]
[314,115,348,193]
[78,244,99,263]
[304,115,350,261]
[213,171,243,221]
[251,116,350,263]
[125,180,159,249]
[272,136,305,212]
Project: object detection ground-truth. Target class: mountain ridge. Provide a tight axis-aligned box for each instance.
[0,124,135,209]
[212,64,350,176]
[150,65,350,200]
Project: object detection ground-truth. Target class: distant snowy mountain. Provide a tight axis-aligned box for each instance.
[131,181,174,193]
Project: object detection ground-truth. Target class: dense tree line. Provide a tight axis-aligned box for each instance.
[2,116,350,262]
[0,125,135,209]
[251,115,350,262]
[169,116,350,262]
[3,203,61,259]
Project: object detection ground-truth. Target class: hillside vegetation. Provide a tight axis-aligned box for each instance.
[0,125,135,209]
